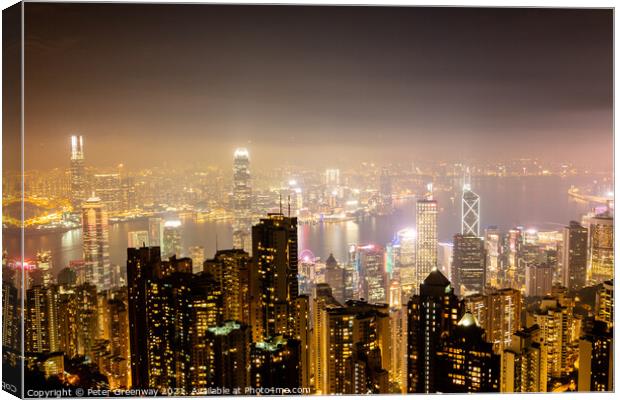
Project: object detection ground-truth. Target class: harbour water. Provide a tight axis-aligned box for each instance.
[6,175,604,274]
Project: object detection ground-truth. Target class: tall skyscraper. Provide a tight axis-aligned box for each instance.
[25,285,60,354]
[589,211,614,284]
[162,219,182,258]
[126,246,161,389]
[407,269,461,393]
[314,299,390,394]
[595,279,613,329]
[527,297,575,380]
[501,325,547,392]
[461,183,480,237]
[127,248,202,392]
[414,198,438,294]
[451,234,486,296]
[82,196,111,290]
[396,228,416,297]
[353,244,387,303]
[525,262,554,297]
[464,287,522,353]
[188,246,205,274]
[203,249,251,322]
[251,213,299,341]
[561,221,588,291]
[70,135,87,207]
[436,312,500,393]
[199,321,251,392]
[578,320,613,392]
[232,148,252,252]
[250,336,301,391]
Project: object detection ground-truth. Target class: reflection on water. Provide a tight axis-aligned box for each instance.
[6,175,600,274]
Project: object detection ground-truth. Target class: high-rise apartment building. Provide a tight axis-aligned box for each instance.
[464,287,521,353]
[203,249,251,322]
[501,325,547,392]
[561,221,588,291]
[407,269,461,393]
[436,312,500,393]
[251,213,299,341]
[578,320,613,392]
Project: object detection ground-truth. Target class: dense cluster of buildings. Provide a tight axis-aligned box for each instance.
[1,137,614,395]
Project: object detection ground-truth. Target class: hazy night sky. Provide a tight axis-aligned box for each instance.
[20,4,613,170]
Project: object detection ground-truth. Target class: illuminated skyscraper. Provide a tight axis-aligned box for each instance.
[250,336,301,391]
[595,279,613,328]
[2,277,20,353]
[127,230,149,249]
[82,196,111,290]
[461,183,480,237]
[36,250,53,286]
[396,228,416,297]
[578,320,613,392]
[501,325,547,392]
[414,198,438,294]
[70,135,87,207]
[451,234,486,296]
[353,244,387,303]
[527,297,575,380]
[464,287,521,353]
[436,312,500,393]
[484,226,501,285]
[561,221,588,291]
[251,213,299,341]
[25,285,60,354]
[162,219,182,258]
[188,246,205,274]
[589,211,614,284]
[199,321,251,392]
[407,269,461,393]
[312,284,342,394]
[203,249,251,322]
[127,248,201,391]
[314,299,390,394]
[525,263,554,297]
[232,148,252,252]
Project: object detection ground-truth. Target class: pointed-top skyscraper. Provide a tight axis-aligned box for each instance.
[461,169,480,237]
[70,135,87,207]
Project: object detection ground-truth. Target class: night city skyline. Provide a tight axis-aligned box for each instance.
[1,3,615,398]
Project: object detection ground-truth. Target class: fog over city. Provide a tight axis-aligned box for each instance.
[8,4,612,170]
